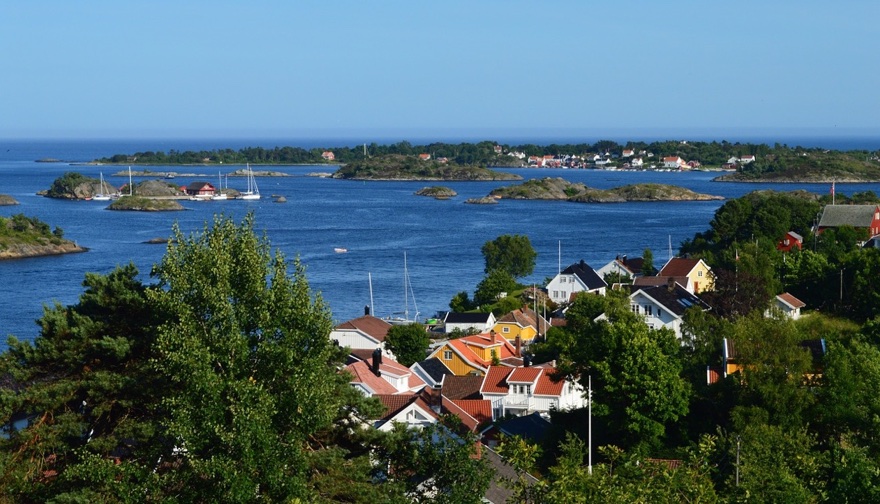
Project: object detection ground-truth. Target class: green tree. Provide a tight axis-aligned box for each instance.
[0,264,166,501]
[384,323,431,367]
[449,290,474,312]
[642,248,655,275]
[481,234,537,279]
[473,268,517,307]
[147,213,362,502]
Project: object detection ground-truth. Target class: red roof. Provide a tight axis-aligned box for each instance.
[508,367,542,384]
[480,366,566,397]
[346,361,398,395]
[442,397,492,432]
[777,292,806,309]
[658,258,702,277]
[335,315,392,342]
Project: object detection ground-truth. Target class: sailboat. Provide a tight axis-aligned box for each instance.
[238,163,260,200]
[385,251,420,325]
[212,171,228,200]
[92,172,112,201]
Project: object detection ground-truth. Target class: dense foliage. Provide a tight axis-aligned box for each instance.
[95,140,880,178]
[0,214,492,502]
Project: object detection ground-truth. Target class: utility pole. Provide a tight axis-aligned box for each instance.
[588,375,593,476]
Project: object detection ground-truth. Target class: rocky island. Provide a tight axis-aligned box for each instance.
[714,150,880,182]
[332,155,522,181]
[0,214,86,260]
[107,196,185,211]
[0,195,19,206]
[488,178,723,203]
[415,186,457,199]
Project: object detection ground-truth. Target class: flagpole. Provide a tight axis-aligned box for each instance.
[588,374,593,475]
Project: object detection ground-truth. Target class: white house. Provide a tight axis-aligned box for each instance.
[766,292,806,320]
[631,157,644,168]
[628,282,710,340]
[663,156,685,169]
[740,155,756,164]
[546,260,607,304]
[479,365,586,420]
[443,312,497,334]
[373,393,438,431]
[596,255,645,280]
[345,350,427,396]
[329,312,392,352]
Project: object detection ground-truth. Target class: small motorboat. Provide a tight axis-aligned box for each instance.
[334,247,348,254]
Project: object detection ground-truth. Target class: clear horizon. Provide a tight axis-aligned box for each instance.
[3,2,878,139]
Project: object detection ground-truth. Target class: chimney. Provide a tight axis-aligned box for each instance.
[515,335,522,357]
[667,277,676,292]
[622,254,627,265]
[579,259,586,269]
[364,305,370,316]
[490,329,497,344]
[523,354,532,367]
[371,348,383,377]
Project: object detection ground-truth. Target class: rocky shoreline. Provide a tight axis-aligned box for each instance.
[0,241,88,260]
[488,178,724,203]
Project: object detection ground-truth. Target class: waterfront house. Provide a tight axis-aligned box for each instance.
[418,153,431,161]
[479,365,587,420]
[631,157,644,168]
[739,154,756,164]
[622,149,634,157]
[628,281,710,340]
[321,151,335,161]
[817,204,880,237]
[777,231,804,252]
[427,332,520,376]
[329,310,392,352]
[657,257,714,293]
[443,312,497,334]
[663,156,686,169]
[546,260,608,304]
[492,306,550,344]
[184,182,216,198]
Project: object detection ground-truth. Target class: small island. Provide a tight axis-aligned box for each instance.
[415,186,457,199]
[0,214,86,260]
[332,155,522,181]
[0,194,19,206]
[488,178,724,203]
[714,149,880,182]
[107,196,185,211]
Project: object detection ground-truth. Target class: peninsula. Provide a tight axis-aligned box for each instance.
[714,149,880,182]
[488,178,723,203]
[0,214,86,260]
[331,155,521,181]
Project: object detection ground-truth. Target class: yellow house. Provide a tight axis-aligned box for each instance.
[492,306,550,344]
[657,257,714,293]
[427,332,519,376]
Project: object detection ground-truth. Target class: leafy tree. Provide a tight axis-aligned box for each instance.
[384,323,430,367]
[481,234,537,279]
[379,420,493,503]
[642,248,655,275]
[473,268,517,307]
[449,290,475,312]
[147,213,365,502]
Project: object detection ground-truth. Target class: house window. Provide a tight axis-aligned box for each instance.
[631,304,640,314]
[698,270,703,277]
[443,350,452,360]
[503,327,510,333]
[645,305,653,316]
[560,276,566,283]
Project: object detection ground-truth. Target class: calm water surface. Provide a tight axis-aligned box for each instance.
[1,140,877,345]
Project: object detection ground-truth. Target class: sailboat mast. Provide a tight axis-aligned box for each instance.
[369,273,375,317]
[128,167,132,196]
[403,251,409,320]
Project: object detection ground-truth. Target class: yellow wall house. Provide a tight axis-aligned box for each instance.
[658,257,714,293]
[492,306,550,344]
[428,332,519,376]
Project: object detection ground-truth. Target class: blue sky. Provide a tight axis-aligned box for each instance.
[2,1,878,140]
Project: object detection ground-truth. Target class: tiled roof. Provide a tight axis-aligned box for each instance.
[415,358,453,383]
[818,205,880,228]
[441,375,485,400]
[707,366,722,385]
[346,361,398,395]
[632,276,690,288]
[658,258,703,277]
[496,307,549,334]
[335,315,392,342]
[481,366,514,394]
[442,397,492,432]
[534,370,565,396]
[508,367,542,384]
[560,260,607,290]
[632,284,710,317]
[777,292,806,309]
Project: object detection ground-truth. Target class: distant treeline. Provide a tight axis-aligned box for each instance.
[96,139,880,169]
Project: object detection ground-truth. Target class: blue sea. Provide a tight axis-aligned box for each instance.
[0,137,878,345]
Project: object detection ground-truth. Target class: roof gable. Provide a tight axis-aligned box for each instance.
[559,260,607,290]
[631,284,710,317]
[818,205,880,228]
[658,257,707,277]
[335,315,392,342]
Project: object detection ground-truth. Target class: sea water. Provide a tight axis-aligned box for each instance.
[0,138,877,345]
